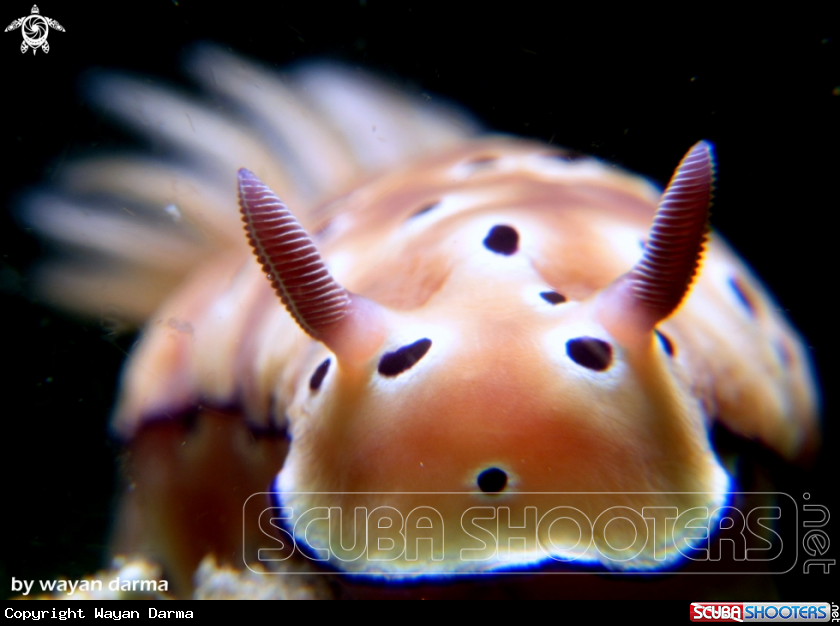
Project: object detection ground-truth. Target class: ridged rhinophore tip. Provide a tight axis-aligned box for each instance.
[597,141,715,341]
[237,169,388,364]
[631,140,714,319]
[237,169,350,339]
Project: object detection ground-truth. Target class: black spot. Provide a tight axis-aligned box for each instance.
[378,338,432,377]
[483,225,519,255]
[477,468,508,493]
[728,277,755,315]
[309,358,331,391]
[540,291,567,305]
[566,337,613,371]
[654,330,675,357]
[410,201,440,219]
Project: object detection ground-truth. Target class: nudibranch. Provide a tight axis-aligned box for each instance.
[23,46,819,590]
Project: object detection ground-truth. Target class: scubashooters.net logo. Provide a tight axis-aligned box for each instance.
[241,491,822,575]
[4,5,65,54]
[690,602,834,622]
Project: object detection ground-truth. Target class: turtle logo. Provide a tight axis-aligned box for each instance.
[5,5,65,55]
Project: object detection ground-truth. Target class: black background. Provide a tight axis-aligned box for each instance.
[1,1,836,600]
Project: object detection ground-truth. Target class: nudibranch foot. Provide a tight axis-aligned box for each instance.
[111,408,289,595]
